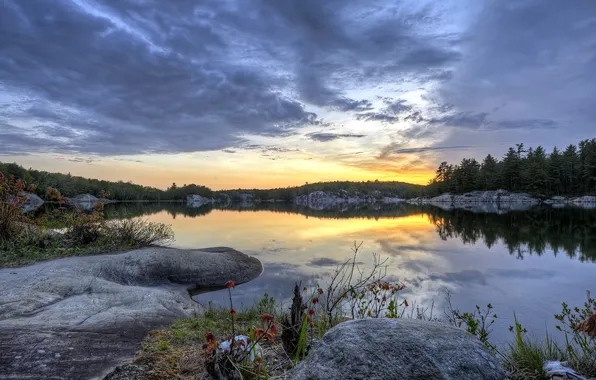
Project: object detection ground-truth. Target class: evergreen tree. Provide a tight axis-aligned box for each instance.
[428,138,596,196]
[479,154,500,190]
[501,147,522,191]
[562,145,580,194]
[523,146,548,194]
[548,147,562,195]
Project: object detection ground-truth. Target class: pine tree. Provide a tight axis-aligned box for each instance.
[562,145,580,194]
[479,154,500,190]
[548,147,562,195]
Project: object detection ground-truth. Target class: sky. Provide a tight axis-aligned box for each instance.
[1,0,595,190]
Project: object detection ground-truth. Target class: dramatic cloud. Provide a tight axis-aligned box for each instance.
[307,133,366,142]
[378,143,472,159]
[1,0,594,174]
[356,99,418,124]
[0,0,459,156]
[435,0,596,140]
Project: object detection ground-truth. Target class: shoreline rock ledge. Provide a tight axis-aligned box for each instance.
[289,318,506,380]
[0,247,262,380]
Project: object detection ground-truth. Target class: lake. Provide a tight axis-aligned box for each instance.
[104,202,596,345]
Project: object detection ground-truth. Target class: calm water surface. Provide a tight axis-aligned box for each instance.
[106,203,596,344]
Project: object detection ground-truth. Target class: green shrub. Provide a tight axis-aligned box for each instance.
[103,218,174,247]
[0,173,30,241]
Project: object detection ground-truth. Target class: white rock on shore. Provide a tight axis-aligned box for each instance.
[186,194,212,207]
[407,191,596,210]
[67,194,117,210]
[295,191,376,210]
[10,192,45,213]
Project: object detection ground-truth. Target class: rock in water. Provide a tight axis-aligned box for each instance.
[21,192,44,213]
[67,193,117,210]
[289,318,506,380]
[295,191,376,210]
[0,247,262,380]
[187,194,212,207]
[9,192,44,213]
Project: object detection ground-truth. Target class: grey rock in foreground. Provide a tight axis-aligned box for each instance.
[0,247,262,380]
[289,318,506,380]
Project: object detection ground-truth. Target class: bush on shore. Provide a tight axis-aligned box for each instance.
[0,175,173,267]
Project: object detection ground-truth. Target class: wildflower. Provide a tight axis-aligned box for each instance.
[225,280,236,289]
[205,332,217,343]
[270,324,278,336]
[260,313,274,323]
[308,308,315,316]
[403,300,409,307]
[229,308,237,316]
[312,297,319,304]
[317,288,324,295]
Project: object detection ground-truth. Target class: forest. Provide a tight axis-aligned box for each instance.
[0,162,212,201]
[427,139,596,197]
[0,162,422,201]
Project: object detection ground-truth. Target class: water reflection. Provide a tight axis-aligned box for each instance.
[102,202,596,344]
[104,202,596,262]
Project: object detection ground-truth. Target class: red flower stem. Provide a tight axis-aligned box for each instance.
[228,287,235,349]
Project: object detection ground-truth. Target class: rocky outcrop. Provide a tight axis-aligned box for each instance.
[407,190,541,213]
[0,247,262,380]
[570,195,596,206]
[409,191,596,211]
[186,194,212,207]
[409,190,539,205]
[295,191,376,211]
[289,318,506,380]
[382,196,404,204]
[11,192,45,213]
[67,194,117,210]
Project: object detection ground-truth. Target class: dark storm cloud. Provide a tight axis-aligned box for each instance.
[427,111,558,131]
[0,0,460,155]
[243,145,299,154]
[378,142,472,159]
[307,133,366,142]
[4,0,588,158]
[436,0,596,140]
[356,99,417,124]
[389,146,473,154]
[494,119,557,130]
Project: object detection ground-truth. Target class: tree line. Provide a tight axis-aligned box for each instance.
[7,136,596,202]
[428,139,596,197]
[0,162,423,201]
[0,162,212,201]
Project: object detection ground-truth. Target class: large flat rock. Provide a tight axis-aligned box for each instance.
[0,247,262,380]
